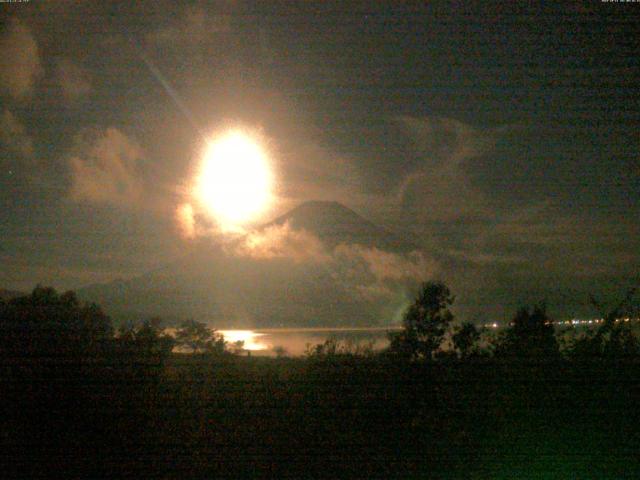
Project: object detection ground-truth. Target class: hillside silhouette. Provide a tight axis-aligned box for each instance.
[78,201,427,327]
[268,200,417,252]
[2,283,639,478]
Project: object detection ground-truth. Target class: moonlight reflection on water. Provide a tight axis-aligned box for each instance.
[218,330,269,351]
[217,327,400,356]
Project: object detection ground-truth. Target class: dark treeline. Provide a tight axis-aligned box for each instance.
[1,283,639,478]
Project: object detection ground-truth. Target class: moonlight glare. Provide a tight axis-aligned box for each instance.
[175,202,196,239]
[194,129,273,230]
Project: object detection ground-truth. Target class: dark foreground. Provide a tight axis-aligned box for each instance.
[3,354,640,479]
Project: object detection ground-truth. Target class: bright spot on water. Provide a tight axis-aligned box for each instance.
[218,330,269,351]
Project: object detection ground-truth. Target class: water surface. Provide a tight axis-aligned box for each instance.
[218,327,401,356]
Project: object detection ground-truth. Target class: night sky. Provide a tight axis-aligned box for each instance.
[1,2,638,322]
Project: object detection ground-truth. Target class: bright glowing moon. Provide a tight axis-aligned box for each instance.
[196,130,273,227]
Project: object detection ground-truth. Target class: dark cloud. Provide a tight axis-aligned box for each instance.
[0,109,34,159]
[147,6,232,47]
[0,18,41,99]
[56,58,91,102]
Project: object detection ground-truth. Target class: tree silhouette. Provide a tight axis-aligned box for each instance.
[569,289,640,359]
[0,285,113,359]
[494,304,559,359]
[603,325,639,358]
[175,319,226,354]
[117,317,175,362]
[273,345,288,358]
[452,321,481,359]
[231,340,245,355]
[389,281,454,360]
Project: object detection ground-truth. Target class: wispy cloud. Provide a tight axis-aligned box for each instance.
[175,203,197,239]
[56,58,91,102]
[333,244,435,284]
[147,6,232,47]
[0,109,34,158]
[230,221,437,303]
[68,128,146,206]
[277,140,366,207]
[233,222,330,264]
[0,19,41,99]
[396,115,502,223]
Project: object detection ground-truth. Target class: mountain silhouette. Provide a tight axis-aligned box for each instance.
[78,201,424,327]
[267,201,416,252]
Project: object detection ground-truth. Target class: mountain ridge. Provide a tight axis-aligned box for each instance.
[266,200,417,253]
[77,200,425,327]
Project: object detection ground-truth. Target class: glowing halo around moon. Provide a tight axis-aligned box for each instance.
[194,129,274,229]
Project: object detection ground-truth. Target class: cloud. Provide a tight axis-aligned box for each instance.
[0,109,34,158]
[479,201,563,246]
[332,244,438,301]
[396,116,502,223]
[446,249,526,266]
[0,19,41,98]
[175,203,196,239]
[56,58,91,102]
[399,116,496,169]
[147,6,232,47]
[278,140,365,206]
[454,198,640,281]
[334,244,435,283]
[68,128,146,206]
[233,222,329,264]
[231,222,437,303]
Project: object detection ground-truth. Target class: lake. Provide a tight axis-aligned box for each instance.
[217,327,402,357]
